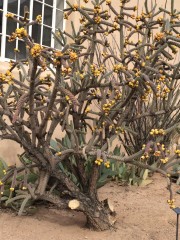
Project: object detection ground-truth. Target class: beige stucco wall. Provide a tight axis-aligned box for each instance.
[0,0,180,164]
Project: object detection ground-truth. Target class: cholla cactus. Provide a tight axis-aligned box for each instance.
[0,0,180,231]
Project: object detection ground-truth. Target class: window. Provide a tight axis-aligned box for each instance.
[0,0,65,61]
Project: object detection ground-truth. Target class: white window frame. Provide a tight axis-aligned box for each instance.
[0,0,66,62]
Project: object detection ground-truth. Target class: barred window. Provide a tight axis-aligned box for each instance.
[0,0,65,61]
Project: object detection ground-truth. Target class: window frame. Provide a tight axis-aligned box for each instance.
[0,0,66,62]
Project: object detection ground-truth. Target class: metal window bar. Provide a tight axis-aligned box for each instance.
[1,0,8,61]
[0,0,65,61]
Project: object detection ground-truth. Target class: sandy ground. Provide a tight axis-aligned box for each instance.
[0,174,180,240]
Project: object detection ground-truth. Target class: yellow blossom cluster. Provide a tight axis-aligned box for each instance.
[115,126,124,134]
[36,15,42,23]
[156,84,161,91]
[175,149,180,157]
[150,128,165,136]
[135,24,140,30]
[0,70,14,85]
[64,12,69,20]
[76,71,85,80]
[115,89,122,100]
[104,161,110,168]
[69,51,78,62]
[141,143,169,159]
[113,64,125,73]
[62,67,72,76]
[90,64,105,77]
[85,106,91,113]
[72,3,78,11]
[14,48,20,52]
[95,158,103,165]
[54,51,63,59]
[154,32,165,41]
[9,27,27,42]
[135,12,147,22]
[158,75,166,82]
[112,22,118,30]
[167,199,176,209]
[161,87,170,99]
[159,143,166,151]
[79,16,86,24]
[56,152,62,156]
[95,158,110,168]
[160,157,169,164]
[103,100,115,116]
[90,88,100,97]
[106,0,111,5]
[154,151,161,157]
[141,94,149,102]
[0,73,6,82]
[94,5,101,14]
[157,16,163,24]
[94,16,101,24]
[140,152,149,160]
[171,45,178,54]
[65,95,72,105]
[108,124,114,131]
[142,144,146,150]
[128,80,139,88]
[6,13,14,18]
[30,44,42,57]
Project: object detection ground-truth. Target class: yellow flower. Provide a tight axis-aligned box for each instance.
[64,13,69,20]
[69,51,78,62]
[154,32,164,41]
[93,69,101,77]
[65,95,70,101]
[36,15,42,23]
[113,64,124,72]
[10,187,15,191]
[154,151,161,157]
[15,27,27,37]
[56,152,62,156]
[6,13,14,18]
[62,67,72,75]
[94,5,101,14]
[141,62,145,67]
[72,3,78,11]
[95,158,103,165]
[85,106,91,113]
[30,44,42,57]
[94,16,101,24]
[54,51,63,58]
[14,48,20,52]
[104,161,110,168]
[106,0,111,5]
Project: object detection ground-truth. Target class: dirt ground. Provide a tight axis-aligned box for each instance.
[0,174,180,240]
